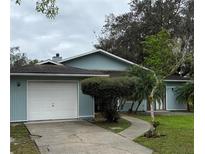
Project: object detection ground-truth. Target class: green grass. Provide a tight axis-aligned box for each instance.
[131,114,194,154]
[11,124,39,154]
[93,118,131,133]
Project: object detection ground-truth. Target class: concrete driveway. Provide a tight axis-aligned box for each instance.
[26,120,152,154]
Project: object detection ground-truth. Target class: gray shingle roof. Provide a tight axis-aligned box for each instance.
[165,73,190,81]
[10,64,107,76]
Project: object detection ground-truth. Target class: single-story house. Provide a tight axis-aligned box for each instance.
[10,49,189,122]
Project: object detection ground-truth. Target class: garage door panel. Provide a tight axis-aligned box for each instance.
[27,81,78,121]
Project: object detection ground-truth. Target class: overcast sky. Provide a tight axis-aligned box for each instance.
[11,0,130,60]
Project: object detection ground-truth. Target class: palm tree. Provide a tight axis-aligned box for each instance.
[128,80,146,113]
[128,66,164,113]
[175,81,194,111]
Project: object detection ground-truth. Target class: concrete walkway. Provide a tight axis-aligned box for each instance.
[119,115,152,140]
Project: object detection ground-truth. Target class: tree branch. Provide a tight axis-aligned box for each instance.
[163,37,190,80]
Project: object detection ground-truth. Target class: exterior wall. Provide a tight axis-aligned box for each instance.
[120,100,147,112]
[79,84,94,118]
[62,52,132,71]
[10,76,94,122]
[165,82,187,110]
[10,78,27,121]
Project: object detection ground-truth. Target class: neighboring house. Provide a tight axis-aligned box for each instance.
[10,49,188,122]
[121,74,189,112]
[164,74,189,110]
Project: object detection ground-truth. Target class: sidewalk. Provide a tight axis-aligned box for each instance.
[119,115,152,140]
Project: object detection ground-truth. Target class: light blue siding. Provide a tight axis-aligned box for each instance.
[62,52,132,71]
[165,82,187,110]
[79,84,94,117]
[10,79,27,121]
[10,76,94,122]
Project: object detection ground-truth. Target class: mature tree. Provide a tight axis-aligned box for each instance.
[179,52,194,78]
[123,29,185,123]
[29,59,39,65]
[10,47,28,67]
[81,77,137,122]
[175,81,194,111]
[15,0,59,18]
[143,29,180,77]
[10,47,39,67]
[141,29,185,121]
[95,0,194,117]
[95,0,194,75]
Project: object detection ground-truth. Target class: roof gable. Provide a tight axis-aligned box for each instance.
[37,59,62,65]
[60,49,135,65]
[60,49,135,71]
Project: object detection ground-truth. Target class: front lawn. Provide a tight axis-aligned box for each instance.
[93,118,131,133]
[11,124,39,154]
[132,114,194,154]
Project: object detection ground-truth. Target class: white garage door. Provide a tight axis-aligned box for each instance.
[27,81,78,121]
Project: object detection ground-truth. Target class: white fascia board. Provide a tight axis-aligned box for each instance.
[97,49,135,65]
[59,50,98,63]
[59,49,135,65]
[10,73,109,77]
[37,59,62,65]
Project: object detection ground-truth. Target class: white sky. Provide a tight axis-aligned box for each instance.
[11,0,131,60]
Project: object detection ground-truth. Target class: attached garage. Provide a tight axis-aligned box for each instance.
[27,81,78,121]
[10,64,108,122]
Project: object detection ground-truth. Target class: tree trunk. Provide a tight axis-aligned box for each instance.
[148,95,155,122]
[135,100,142,113]
[117,98,126,110]
[129,101,135,112]
[150,102,155,122]
[187,103,190,112]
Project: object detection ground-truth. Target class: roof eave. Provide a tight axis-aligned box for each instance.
[164,79,190,82]
[10,73,109,77]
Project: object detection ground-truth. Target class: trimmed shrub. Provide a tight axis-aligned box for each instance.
[81,77,137,98]
[81,77,137,122]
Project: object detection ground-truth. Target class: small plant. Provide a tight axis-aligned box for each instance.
[175,82,194,112]
[144,121,160,138]
[152,121,160,129]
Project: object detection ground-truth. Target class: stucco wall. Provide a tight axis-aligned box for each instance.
[10,76,94,122]
[62,52,132,71]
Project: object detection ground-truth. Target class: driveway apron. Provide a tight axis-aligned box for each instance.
[26,120,152,154]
